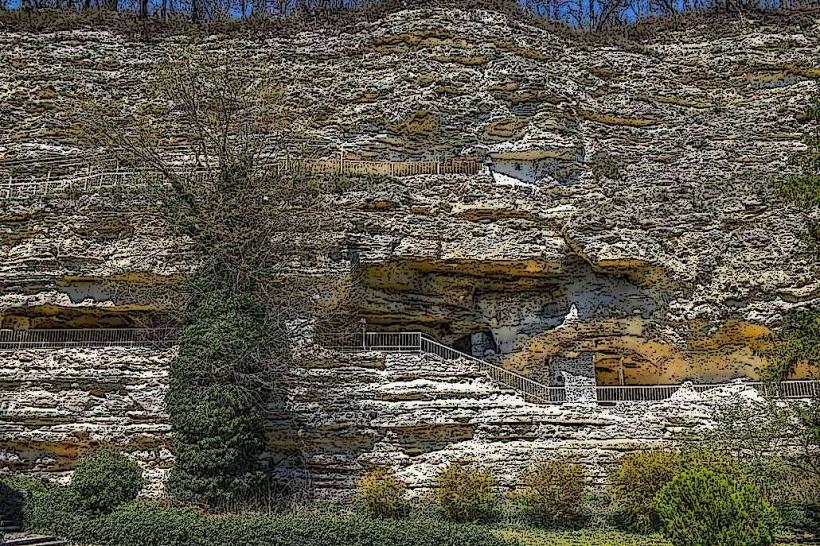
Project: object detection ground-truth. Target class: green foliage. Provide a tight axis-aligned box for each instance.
[22,494,513,546]
[760,307,820,382]
[435,461,497,523]
[513,458,588,528]
[166,287,270,508]
[1,475,49,530]
[656,469,779,546]
[610,449,736,532]
[358,467,408,519]
[71,448,144,513]
[772,173,820,208]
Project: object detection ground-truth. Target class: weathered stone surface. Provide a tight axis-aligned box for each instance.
[0,340,780,499]
[0,6,817,499]
[0,347,173,492]
[1,9,818,380]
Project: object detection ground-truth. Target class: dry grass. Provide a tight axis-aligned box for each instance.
[0,1,817,49]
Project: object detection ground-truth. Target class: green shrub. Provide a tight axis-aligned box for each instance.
[513,458,588,528]
[167,289,270,508]
[71,448,145,513]
[23,497,513,546]
[358,467,408,519]
[610,449,736,532]
[1,475,50,531]
[656,469,779,546]
[435,461,497,523]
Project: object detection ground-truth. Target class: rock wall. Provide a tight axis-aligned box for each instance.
[1,8,818,384]
[0,339,779,499]
[0,5,818,499]
[0,347,173,492]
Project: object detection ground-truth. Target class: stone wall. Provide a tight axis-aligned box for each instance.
[0,347,173,492]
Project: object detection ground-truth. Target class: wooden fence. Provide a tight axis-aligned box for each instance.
[1,158,479,200]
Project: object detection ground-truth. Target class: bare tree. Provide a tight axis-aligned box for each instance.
[82,49,333,330]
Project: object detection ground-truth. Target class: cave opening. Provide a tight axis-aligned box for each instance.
[451,330,497,357]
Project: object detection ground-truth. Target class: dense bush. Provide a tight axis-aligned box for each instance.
[358,468,408,519]
[23,492,513,546]
[71,448,145,513]
[513,459,588,528]
[435,461,497,523]
[167,289,270,508]
[610,449,735,532]
[656,469,779,546]
[0,475,51,523]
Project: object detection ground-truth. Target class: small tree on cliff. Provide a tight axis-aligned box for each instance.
[82,50,332,508]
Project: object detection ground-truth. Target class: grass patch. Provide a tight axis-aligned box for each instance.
[495,529,811,546]
[497,529,672,545]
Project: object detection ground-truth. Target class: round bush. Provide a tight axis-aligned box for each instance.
[656,469,779,546]
[71,448,144,513]
[610,449,735,532]
[515,458,587,527]
[434,461,496,523]
[358,468,408,519]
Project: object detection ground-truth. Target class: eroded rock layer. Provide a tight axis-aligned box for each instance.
[0,7,818,493]
[0,341,766,499]
[2,8,818,381]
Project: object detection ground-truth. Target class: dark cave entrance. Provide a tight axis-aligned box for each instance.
[451,329,497,357]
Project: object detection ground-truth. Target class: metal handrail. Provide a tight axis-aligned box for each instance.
[315,330,563,404]
[315,331,819,405]
[2,327,815,404]
[595,379,820,401]
[418,335,564,404]
[0,327,178,350]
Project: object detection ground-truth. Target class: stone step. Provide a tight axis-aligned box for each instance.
[3,537,67,546]
[1,526,22,533]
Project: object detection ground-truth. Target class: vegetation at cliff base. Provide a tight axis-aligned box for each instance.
[512,458,588,528]
[79,50,332,509]
[656,469,778,546]
[69,447,145,513]
[4,481,514,546]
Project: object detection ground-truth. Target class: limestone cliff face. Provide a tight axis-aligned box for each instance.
[0,7,818,494]
[0,347,173,491]
[1,8,817,383]
[0,337,765,499]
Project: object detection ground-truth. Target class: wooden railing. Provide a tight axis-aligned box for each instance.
[0,158,479,199]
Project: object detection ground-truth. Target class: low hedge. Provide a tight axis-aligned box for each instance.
[22,485,513,546]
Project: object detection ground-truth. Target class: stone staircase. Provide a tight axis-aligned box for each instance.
[1,536,68,546]
[317,331,565,404]
[1,503,66,546]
